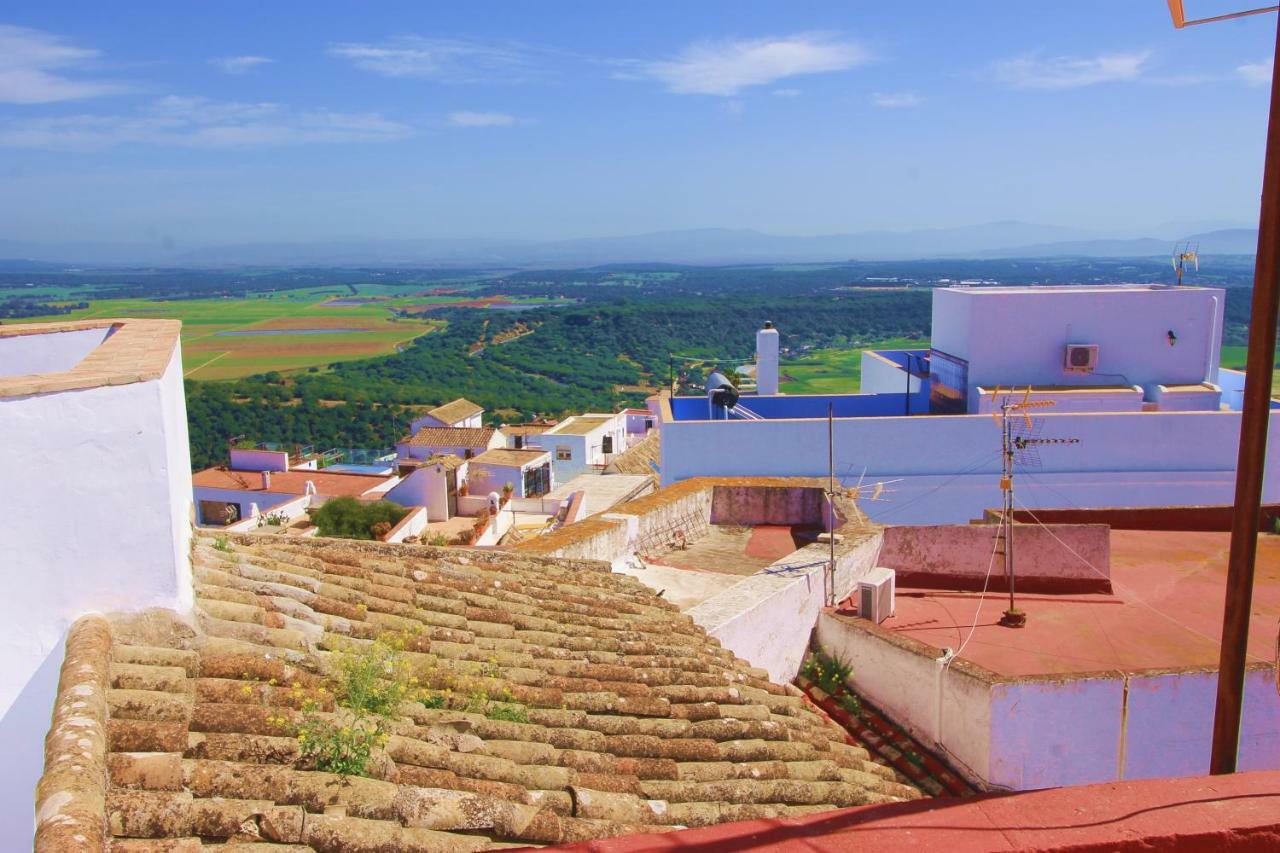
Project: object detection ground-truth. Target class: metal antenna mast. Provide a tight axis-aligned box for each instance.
[992,387,1079,627]
[1173,243,1200,287]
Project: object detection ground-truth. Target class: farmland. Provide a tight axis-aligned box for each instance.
[780,338,929,394]
[4,282,564,380]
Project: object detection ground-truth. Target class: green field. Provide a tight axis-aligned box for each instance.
[780,338,928,394]
[8,286,562,380]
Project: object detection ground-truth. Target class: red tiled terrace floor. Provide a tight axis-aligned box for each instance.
[867,530,1280,677]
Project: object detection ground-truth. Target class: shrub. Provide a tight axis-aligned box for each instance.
[486,702,530,723]
[311,497,409,540]
[212,535,232,552]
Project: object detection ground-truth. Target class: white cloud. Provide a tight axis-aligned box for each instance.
[637,33,870,96]
[872,91,921,108]
[0,24,130,104]
[211,55,274,75]
[992,50,1150,90]
[447,110,517,127]
[328,37,528,82]
[0,95,411,150]
[1238,60,1272,86]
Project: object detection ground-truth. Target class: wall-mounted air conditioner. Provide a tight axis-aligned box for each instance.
[1064,344,1098,373]
[858,567,896,624]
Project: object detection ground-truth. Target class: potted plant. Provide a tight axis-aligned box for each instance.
[501,483,514,507]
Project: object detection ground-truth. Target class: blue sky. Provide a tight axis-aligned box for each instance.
[1,2,1277,246]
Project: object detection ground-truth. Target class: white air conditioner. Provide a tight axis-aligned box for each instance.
[857,567,896,624]
[1064,344,1098,373]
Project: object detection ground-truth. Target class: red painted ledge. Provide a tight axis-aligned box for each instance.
[549,770,1280,852]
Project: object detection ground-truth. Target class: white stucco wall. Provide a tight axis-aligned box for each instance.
[0,342,192,846]
[931,286,1225,409]
[687,534,880,683]
[860,351,924,395]
[660,409,1280,523]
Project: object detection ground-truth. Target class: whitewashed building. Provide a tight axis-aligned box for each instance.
[657,285,1278,522]
[527,412,627,482]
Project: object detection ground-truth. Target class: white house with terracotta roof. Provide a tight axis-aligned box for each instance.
[191,466,399,527]
[527,411,626,482]
[396,424,503,462]
[467,447,554,498]
[409,397,484,432]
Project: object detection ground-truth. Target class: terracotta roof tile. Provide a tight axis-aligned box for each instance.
[427,398,484,424]
[35,535,919,850]
[402,426,497,448]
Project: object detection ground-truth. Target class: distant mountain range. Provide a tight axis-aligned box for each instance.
[0,222,1259,269]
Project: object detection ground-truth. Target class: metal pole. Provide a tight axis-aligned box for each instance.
[828,402,836,607]
[1211,12,1280,776]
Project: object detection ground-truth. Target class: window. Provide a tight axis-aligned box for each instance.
[601,435,613,454]
[556,446,572,461]
[464,449,474,459]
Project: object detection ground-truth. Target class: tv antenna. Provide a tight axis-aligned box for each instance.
[990,387,1080,628]
[1172,243,1199,287]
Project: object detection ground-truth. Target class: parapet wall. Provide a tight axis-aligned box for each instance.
[880,523,1111,594]
[709,484,826,526]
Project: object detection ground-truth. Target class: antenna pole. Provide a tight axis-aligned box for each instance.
[1211,9,1280,777]
[827,401,836,607]
[998,398,1027,628]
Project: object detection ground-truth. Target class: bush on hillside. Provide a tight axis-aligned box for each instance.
[311,497,409,540]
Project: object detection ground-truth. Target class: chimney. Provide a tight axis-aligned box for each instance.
[756,321,780,396]
[261,470,271,490]
[305,480,317,496]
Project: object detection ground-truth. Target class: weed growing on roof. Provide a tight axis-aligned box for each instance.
[331,631,420,716]
[838,693,863,718]
[485,702,530,723]
[295,707,389,777]
[801,649,854,695]
[212,535,232,552]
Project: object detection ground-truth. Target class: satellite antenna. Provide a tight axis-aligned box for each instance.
[1172,242,1199,287]
[990,387,1080,628]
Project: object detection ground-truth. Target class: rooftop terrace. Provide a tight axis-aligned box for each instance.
[851,529,1280,678]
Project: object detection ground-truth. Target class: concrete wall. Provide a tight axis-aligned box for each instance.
[709,485,826,527]
[816,612,994,784]
[469,461,546,498]
[0,342,192,846]
[0,326,112,376]
[879,524,1111,593]
[660,407,1280,523]
[193,486,298,525]
[974,386,1144,414]
[690,533,881,683]
[228,448,291,472]
[225,494,311,532]
[1152,383,1222,412]
[382,506,428,543]
[816,614,1280,792]
[1219,368,1246,411]
[860,350,926,395]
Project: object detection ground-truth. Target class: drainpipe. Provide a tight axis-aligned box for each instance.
[1205,295,1220,384]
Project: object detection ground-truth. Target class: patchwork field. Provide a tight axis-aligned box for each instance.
[780,338,928,394]
[6,284,564,380]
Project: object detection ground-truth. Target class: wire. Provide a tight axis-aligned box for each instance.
[873,448,1001,522]
[947,509,1004,665]
[1013,497,1273,666]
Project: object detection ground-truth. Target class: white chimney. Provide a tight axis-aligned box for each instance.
[756,321,780,396]
[261,470,272,490]
[305,480,317,496]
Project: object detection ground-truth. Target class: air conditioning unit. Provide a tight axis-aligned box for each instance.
[857,567,896,624]
[1064,344,1098,373]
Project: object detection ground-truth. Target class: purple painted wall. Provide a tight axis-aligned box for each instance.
[990,677,1125,789]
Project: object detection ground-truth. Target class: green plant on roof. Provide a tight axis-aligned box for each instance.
[800,649,854,696]
[485,702,530,723]
[212,534,232,552]
[295,708,388,777]
[331,631,419,716]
